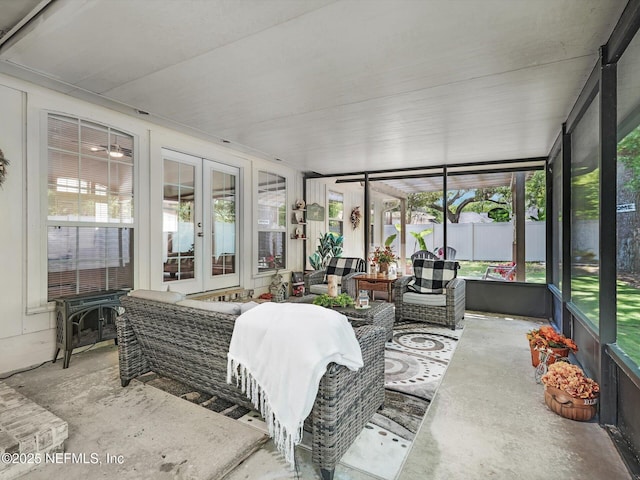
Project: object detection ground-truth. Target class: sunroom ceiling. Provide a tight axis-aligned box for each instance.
[0,0,627,174]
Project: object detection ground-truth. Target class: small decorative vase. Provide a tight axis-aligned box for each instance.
[327,274,339,297]
[529,343,569,367]
[379,262,389,275]
[544,386,598,421]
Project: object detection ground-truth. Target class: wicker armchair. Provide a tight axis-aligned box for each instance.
[393,275,466,330]
[305,257,366,298]
[117,295,385,480]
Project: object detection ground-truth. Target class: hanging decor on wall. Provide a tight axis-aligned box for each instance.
[0,148,9,188]
[350,206,361,229]
[307,203,325,221]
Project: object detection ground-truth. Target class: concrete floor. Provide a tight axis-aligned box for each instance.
[4,311,633,480]
[3,345,267,480]
[399,312,632,480]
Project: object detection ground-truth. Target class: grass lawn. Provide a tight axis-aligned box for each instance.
[401,261,640,363]
[457,261,546,283]
[570,275,640,365]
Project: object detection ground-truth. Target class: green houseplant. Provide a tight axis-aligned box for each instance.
[312,293,355,308]
[309,232,344,270]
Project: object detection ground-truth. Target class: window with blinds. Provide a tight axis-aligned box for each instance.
[47,114,134,299]
[257,171,286,272]
[328,190,344,235]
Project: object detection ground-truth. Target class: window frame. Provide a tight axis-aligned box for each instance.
[328,190,344,236]
[255,169,288,275]
[44,112,136,301]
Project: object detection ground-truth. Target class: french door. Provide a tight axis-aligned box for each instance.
[161,149,239,294]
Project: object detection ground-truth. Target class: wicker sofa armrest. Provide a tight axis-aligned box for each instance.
[116,313,151,387]
[311,324,386,477]
[341,271,363,298]
[446,277,466,325]
[393,275,413,298]
[305,269,327,290]
[445,277,465,296]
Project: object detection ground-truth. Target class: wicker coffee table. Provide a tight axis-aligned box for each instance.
[288,295,394,341]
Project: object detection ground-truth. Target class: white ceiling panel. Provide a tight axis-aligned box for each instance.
[0,0,628,174]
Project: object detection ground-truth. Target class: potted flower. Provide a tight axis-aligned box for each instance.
[526,325,578,367]
[369,245,397,275]
[541,362,599,421]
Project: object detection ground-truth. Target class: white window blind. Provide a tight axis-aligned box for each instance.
[257,171,286,272]
[47,114,134,299]
[328,190,344,235]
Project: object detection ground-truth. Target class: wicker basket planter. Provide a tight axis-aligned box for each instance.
[544,386,598,421]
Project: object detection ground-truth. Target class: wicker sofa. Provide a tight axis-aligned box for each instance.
[116,293,386,480]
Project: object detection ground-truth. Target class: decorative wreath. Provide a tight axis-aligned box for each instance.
[350,206,361,229]
[0,148,9,188]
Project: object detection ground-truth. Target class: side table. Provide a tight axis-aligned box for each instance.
[355,273,399,302]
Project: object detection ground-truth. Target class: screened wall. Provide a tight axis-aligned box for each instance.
[549,3,640,471]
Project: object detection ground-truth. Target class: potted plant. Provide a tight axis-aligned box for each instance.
[309,232,344,270]
[370,245,397,275]
[526,325,578,367]
[541,362,599,421]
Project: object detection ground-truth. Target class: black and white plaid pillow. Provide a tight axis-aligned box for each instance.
[325,257,366,282]
[408,259,459,294]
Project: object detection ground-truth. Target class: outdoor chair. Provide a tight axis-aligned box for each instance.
[305,257,366,298]
[411,250,439,261]
[394,258,465,330]
[483,262,517,281]
[435,246,457,260]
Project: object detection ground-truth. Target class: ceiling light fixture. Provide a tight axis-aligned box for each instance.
[109,144,124,158]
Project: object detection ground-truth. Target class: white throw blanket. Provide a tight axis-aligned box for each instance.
[227,302,363,465]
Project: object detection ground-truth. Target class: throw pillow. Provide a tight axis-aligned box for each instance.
[324,257,366,282]
[408,259,459,294]
[129,289,185,304]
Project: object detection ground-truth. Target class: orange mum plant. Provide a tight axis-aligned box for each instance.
[541,362,600,399]
[526,325,578,352]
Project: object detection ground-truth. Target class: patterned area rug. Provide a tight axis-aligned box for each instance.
[139,321,462,443]
[372,321,462,440]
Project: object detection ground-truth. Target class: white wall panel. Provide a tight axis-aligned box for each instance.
[0,84,25,339]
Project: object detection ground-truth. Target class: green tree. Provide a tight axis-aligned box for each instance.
[618,126,640,194]
[214,199,235,223]
[572,168,599,220]
[525,170,546,221]
[398,172,547,224]
[405,187,511,223]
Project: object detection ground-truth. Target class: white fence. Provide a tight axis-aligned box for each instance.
[383,221,546,262]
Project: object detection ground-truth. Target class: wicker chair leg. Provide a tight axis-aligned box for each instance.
[121,379,131,387]
[320,468,335,480]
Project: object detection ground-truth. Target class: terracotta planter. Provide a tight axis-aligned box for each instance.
[529,343,569,367]
[544,386,598,421]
